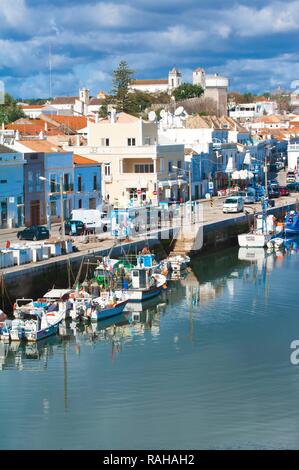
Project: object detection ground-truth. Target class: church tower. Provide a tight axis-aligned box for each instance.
[193,68,206,89]
[79,87,90,105]
[168,67,182,90]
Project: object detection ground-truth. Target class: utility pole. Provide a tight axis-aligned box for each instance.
[264,146,269,198]
[60,175,65,238]
[189,166,192,225]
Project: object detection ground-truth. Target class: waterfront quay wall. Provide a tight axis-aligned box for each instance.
[0,201,296,309]
[197,202,296,253]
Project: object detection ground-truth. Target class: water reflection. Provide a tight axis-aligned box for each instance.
[1,241,299,449]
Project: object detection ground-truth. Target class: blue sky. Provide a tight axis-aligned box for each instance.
[1,0,299,98]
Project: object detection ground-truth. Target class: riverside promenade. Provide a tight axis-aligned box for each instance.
[1,193,298,284]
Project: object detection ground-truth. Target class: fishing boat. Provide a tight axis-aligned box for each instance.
[24,310,64,342]
[238,213,281,248]
[13,298,64,342]
[161,254,190,279]
[10,319,26,342]
[0,321,11,342]
[89,292,129,322]
[284,211,299,236]
[94,258,134,287]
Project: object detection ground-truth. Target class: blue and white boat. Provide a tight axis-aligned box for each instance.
[90,295,128,322]
[284,211,299,236]
[13,298,64,342]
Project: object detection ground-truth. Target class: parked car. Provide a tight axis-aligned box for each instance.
[278,186,290,197]
[17,225,50,241]
[223,196,244,213]
[236,189,256,204]
[268,186,280,198]
[286,182,299,192]
[60,220,85,236]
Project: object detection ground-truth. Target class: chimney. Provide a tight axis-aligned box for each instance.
[44,121,48,132]
[110,108,116,124]
[39,131,44,140]
[15,130,20,141]
[95,113,99,124]
[1,122,4,130]
[76,134,80,146]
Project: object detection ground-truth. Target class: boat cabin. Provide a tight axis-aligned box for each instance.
[131,268,154,289]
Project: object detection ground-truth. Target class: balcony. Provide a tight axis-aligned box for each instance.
[288,144,299,151]
[88,145,157,157]
[49,183,74,194]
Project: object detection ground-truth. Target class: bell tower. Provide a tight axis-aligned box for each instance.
[193,68,206,89]
[168,67,182,90]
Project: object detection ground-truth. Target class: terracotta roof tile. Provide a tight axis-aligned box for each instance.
[132,79,168,86]
[51,96,77,105]
[18,140,68,153]
[73,154,99,165]
[41,114,88,131]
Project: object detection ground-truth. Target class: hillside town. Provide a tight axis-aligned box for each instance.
[0,63,299,230]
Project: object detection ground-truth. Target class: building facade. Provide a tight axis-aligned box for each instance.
[73,155,102,210]
[65,112,185,207]
[0,145,25,228]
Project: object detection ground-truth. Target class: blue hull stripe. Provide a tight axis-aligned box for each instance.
[36,323,60,341]
[94,300,128,321]
[128,287,163,303]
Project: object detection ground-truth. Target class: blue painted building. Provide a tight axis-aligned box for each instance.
[0,144,25,228]
[73,154,102,210]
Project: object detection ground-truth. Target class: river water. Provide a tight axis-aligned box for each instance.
[1,241,299,450]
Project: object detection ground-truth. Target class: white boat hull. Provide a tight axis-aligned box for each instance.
[238,233,272,248]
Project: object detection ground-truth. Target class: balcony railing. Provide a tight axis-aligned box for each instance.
[49,183,74,193]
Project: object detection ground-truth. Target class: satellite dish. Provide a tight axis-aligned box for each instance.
[174,106,184,116]
[148,111,157,122]
[160,109,166,118]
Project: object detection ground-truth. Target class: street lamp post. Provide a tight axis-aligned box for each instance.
[264,145,275,199]
[173,165,192,225]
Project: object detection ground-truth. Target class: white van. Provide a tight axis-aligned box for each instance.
[71,209,110,233]
[223,196,244,213]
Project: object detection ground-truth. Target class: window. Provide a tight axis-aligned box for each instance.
[177,160,182,169]
[28,171,34,193]
[36,172,41,192]
[104,163,111,176]
[0,180,7,184]
[168,161,172,173]
[78,176,82,192]
[64,173,70,191]
[160,158,165,173]
[50,175,56,193]
[144,137,151,145]
[101,138,110,146]
[78,199,82,209]
[134,164,154,173]
[128,138,136,146]
[93,175,98,191]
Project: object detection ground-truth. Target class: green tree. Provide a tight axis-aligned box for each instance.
[0,93,25,124]
[98,99,109,118]
[127,91,153,115]
[111,60,135,113]
[172,83,204,101]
